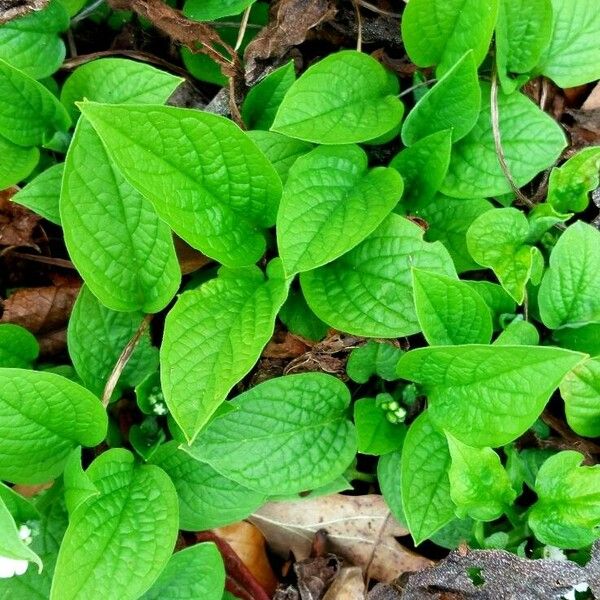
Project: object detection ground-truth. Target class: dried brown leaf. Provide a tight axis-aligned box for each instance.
[214,522,279,596]
[0,188,40,248]
[583,82,600,111]
[249,494,431,583]
[263,331,311,359]
[173,235,211,275]
[322,566,365,600]
[0,0,48,25]
[244,0,337,85]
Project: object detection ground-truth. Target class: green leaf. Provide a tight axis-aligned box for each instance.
[0,134,39,188]
[0,369,107,483]
[50,449,178,600]
[495,0,553,87]
[161,261,288,441]
[560,357,600,438]
[140,543,225,600]
[278,288,328,342]
[183,0,256,21]
[60,58,183,119]
[547,146,600,214]
[0,482,39,524]
[0,497,42,574]
[0,324,38,368]
[467,207,536,303]
[553,323,600,356]
[526,203,571,242]
[346,341,403,383]
[12,162,62,224]
[242,61,295,130]
[494,318,539,345]
[401,411,454,544]
[441,83,566,198]
[377,448,406,525]
[466,281,517,330]
[354,397,405,456]
[0,59,70,147]
[187,373,357,495]
[61,119,180,312]
[246,130,312,185]
[414,194,493,273]
[80,102,282,267]
[300,214,456,337]
[412,269,493,345]
[63,447,99,515]
[446,433,516,521]
[68,286,159,398]
[529,451,600,548]
[0,487,67,599]
[150,441,266,530]
[272,50,403,144]
[401,0,498,75]
[277,144,402,274]
[539,222,600,328]
[536,0,600,88]
[397,345,584,447]
[401,52,480,145]
[391,130,452,209]
[0,0,68,79]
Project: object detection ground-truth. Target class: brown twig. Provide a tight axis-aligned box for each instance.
[102,314,153,408]
[8,252,76,270]
[356,0,401,18]
[352,0,363,52]
[490,69,535,208]
[196,531,270,600]
[540,410,600,462]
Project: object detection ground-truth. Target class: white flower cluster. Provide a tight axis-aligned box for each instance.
[147,386,168,416]
[0,525,33,579]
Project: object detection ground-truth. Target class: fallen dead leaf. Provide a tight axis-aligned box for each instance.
[0,188,40,248]
[173,235,211,275]
[262,331,311,359]
[322,566,365,600]
[244,0,337,85]
[583,82,600,111]
[0,0,48,24]
[214,522,279,596]
[249,494,431,583]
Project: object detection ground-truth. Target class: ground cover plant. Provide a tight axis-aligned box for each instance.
[0,0,599,597]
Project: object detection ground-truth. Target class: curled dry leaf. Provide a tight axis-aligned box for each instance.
[214,522,279,596]
[244,0,337,85]
[0,0,48,25]
[0,188,40,248]
[321,566,365,600]
[262,330,311,359]
[249,494,431,583]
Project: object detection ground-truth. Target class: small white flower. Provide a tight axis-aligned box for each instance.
[153,402,168,416]
[542,545,567,561]
[18,525,32,546]
[563,582,589,600]
[0,556,29,579]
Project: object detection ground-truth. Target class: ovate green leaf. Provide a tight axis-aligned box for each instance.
[377,449,406,525]
[412,269,493,345]
[441,83,566,198]
[151,442,265,530]
[467,207,536,303]
[161,261,288,441]
[278,289,328,342]
[539,222,600,328]
[397,345,584,447]
[0,135,39,188]
[0,0,68,79]
[536,0,600,88]
[0,59,70,147]
[60,58,183,119]
[391,130,452,209]
[354,397,406,456]
[494,318,539,346]
[80,102,281,266]
[51,449,178,600]
[12,162,63,224]
[183,0,256,21]
[446,433,516,521]
[61,119,180,312]
[466,280,517,330]
[560,357,600,438]
[414,194,492,272]
[272,50,403,144]
[68,286,158,398]
[547,146,600,214]
[242,61,295,130]
[401,411,454,544]
[300,214,456,337]
[401,0,498,75]
[140,543,225,600]
[277,144,402,274]
[401,52,480,145]
[346,340,403,383]
[553,323,600,356]
[0,324,38,368]
[0,369,107,483]
[188,373,357,495]
[529,451,600,548]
